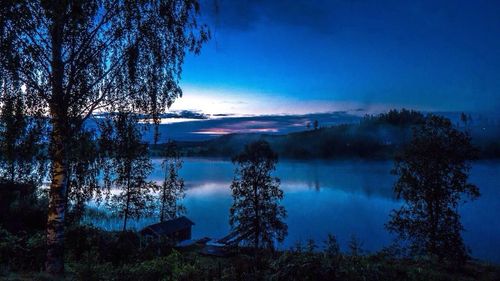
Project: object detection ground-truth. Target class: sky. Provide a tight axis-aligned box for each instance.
[170,0,500,116]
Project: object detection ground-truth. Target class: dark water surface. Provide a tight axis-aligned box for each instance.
[90,158,500,263]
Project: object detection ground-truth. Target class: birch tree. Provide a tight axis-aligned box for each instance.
[0,0,208,274]
[387,115,479,265]
[100,112,155,232]
[230,140,288,250]
[159,140,185,222]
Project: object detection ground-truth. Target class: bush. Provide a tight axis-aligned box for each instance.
[0,227,46,272]
[0,182,47,234]
[71,250,200,281]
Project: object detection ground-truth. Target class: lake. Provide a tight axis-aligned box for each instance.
[89,158,500,263]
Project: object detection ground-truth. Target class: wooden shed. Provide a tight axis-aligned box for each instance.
[140,216,194,242]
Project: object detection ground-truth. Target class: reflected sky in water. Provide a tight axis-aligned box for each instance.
[92,158,500,262]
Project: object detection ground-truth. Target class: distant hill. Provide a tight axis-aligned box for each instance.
[141,111,362,142]
[150,109,500,160]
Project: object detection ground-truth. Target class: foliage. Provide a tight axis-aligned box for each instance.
[0,93,46,185]
[230,140,288,250]
[1,0,209,273]
[0,181,47,234]
[324,233,341,260]
[0,227,46,273]
[0,0,209,129]
[66,128,101,224]
[0,183,47,272]
[362,108,425,127]
[387,114,480,265]
[99,112,155,232]
[348,235,364,257]
[159,140,186,222]
[1,224,500,280]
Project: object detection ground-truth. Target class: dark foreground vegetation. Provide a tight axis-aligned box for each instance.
[2,218,500,281]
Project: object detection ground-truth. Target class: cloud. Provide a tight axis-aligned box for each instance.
[200,0,500,41]
[142,111,362,142]
[159,110,209,120]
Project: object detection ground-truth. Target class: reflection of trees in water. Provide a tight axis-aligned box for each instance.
[306,175,321,191]
[298,162,395,198]
[315,179,320,191]
[153,159,398,198]
[303,162,321,191]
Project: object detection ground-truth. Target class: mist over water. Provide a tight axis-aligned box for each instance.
[88,158,500,263]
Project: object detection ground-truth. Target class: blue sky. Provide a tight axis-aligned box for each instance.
[171,0,500,116]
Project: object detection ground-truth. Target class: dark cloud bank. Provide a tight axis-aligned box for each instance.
[143,111,361,142]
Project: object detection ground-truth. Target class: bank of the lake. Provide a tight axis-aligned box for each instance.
[88,158,500,264]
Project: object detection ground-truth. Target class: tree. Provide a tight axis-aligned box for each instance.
[159,140,185,222]
[229,140,288,250]
[386,114,479,264]
[100,112,155,232]
[460,112,473,132]
[0,93,45,184]
[65,128,100,224]
[1,0,208,274]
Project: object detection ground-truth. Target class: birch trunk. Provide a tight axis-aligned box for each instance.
[46,118,68,274]
[46,10,67,274]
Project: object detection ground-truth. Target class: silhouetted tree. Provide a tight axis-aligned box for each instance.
[159,140,185,222]
[460,112,473,132]
[386,115,479,265]
[460,112,468,125]
[1,0,208,273]
[65,128,100,224]
[100,113,155,232]
[0,93,45,184]
[229,140,287,250]
[383,109,425,126]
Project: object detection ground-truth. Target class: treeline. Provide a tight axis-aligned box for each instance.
[153,109,427,159]
[162,109,500,159]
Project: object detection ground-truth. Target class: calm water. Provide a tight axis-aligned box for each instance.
[89,158,500,263]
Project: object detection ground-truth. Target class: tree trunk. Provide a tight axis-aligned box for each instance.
[123,166,132,232]
[46,119,68,275]
[160,164,168,222]
[46,8,67,274]
[9,160,15,183]
[427,191,438,258]
[253,179,260,250]
[160,186,166,222]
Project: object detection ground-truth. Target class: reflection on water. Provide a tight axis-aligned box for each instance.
[88,158,500,263]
